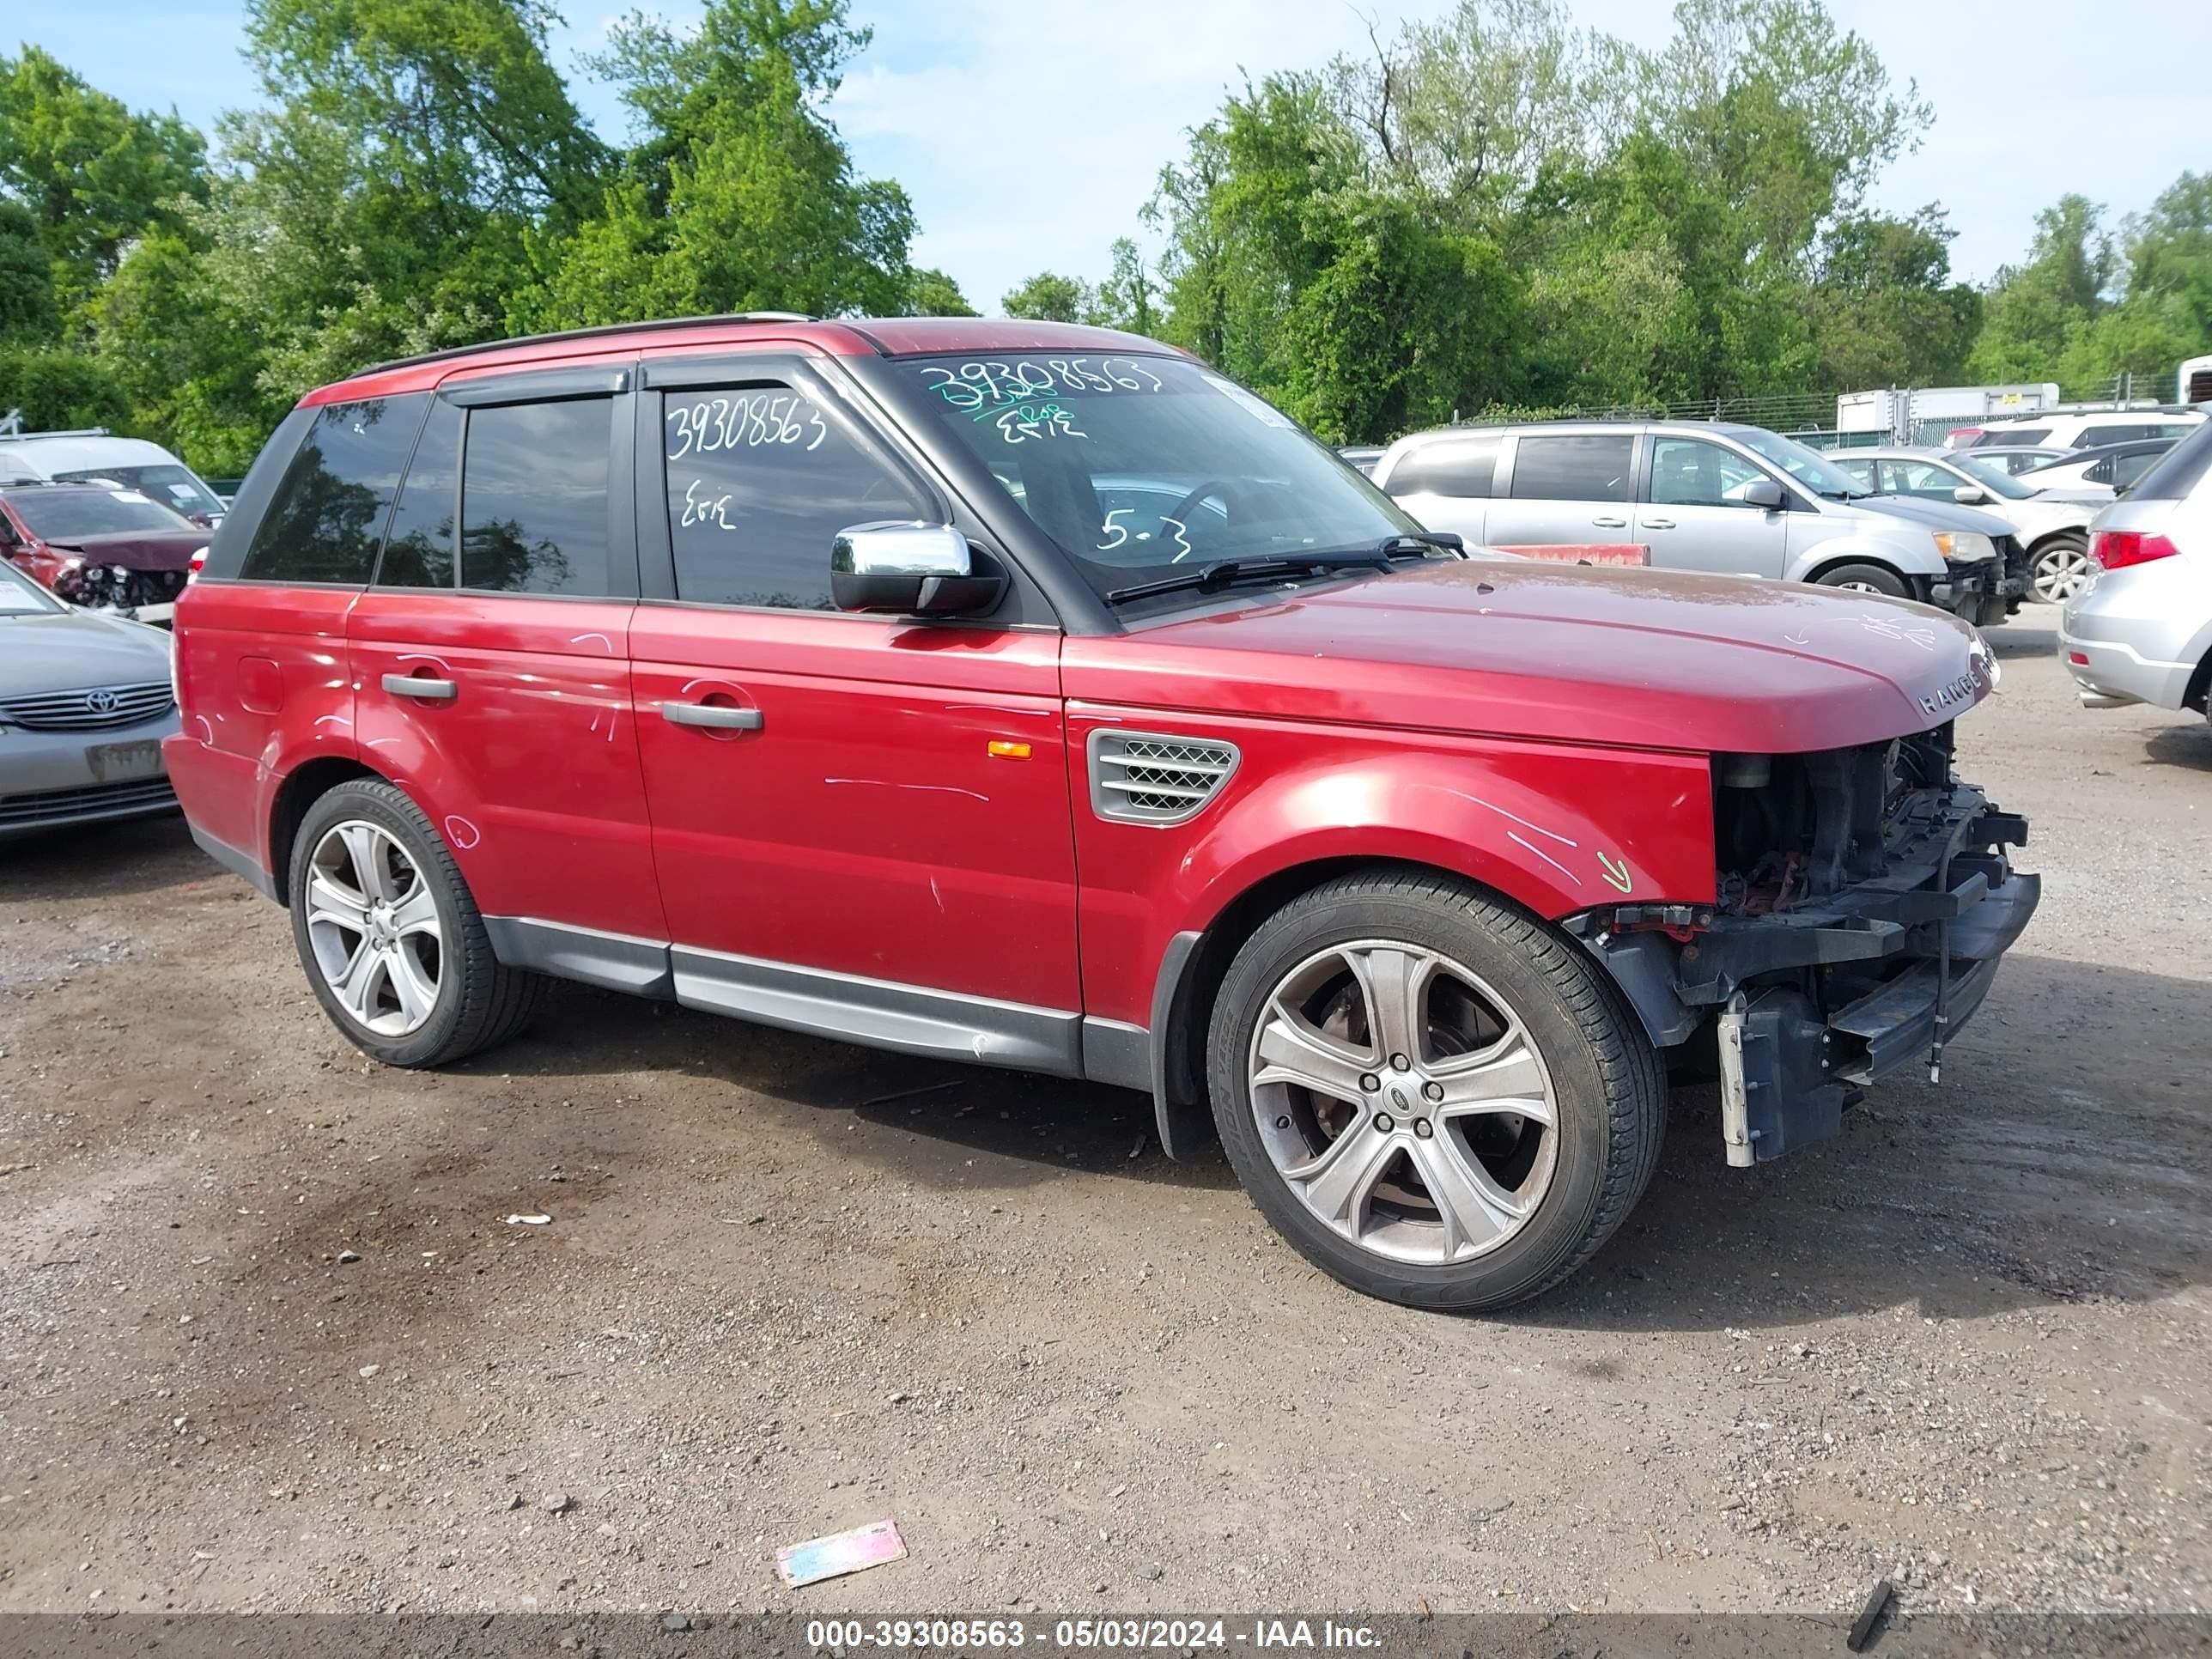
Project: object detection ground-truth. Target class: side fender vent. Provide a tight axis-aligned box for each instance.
[1087,730,1240,827]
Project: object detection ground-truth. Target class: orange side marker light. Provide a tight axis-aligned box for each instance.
[987,740,1032,760]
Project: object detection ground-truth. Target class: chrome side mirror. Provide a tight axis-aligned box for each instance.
[830,521,1005,616]
[1740,477,1785,510]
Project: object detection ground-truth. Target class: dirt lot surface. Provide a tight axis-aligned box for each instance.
[3,618,2208,1622]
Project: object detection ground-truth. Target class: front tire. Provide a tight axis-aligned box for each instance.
[1814,562,1911,599]
[288,780,542,1067]
[2030,534,2090,605]
[1206,871,1664,1310]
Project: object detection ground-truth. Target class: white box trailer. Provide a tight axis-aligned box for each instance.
[1834,385,2061,441]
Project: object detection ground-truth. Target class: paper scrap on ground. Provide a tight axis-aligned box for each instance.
[775,1518,906,1588]
[503,1213,551,1225]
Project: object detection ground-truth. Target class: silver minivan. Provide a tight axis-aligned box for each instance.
[1372,420,2021,624]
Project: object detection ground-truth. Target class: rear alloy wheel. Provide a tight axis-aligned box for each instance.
[304,821,444,1039]
[288,779,542,1067]
[2031,535,2090,605]
[1207,872,1664,1310]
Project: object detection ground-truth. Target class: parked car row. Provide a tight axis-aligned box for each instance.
[1945,407,2205,453]
[1366,419,2028,623]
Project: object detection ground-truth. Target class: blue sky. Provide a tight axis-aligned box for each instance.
[21,1,2212,312]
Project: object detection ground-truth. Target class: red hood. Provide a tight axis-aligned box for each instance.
[1064,561,1996,754]
[36,529,210,573]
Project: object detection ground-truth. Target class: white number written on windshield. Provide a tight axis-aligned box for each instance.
[920,358,1164,413]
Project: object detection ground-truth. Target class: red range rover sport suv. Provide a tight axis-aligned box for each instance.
[166,315,2039,1310]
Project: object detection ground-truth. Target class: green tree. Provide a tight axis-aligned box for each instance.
[899,266,975,317]
[0,46,206,307]
[1807,208,1979,389]
[1001,271,1097,323]
[1966,196,2113,384]
[242,0,608,221]
[0,199,58,342]
[1093,238,1158,334]
[0,343,129,429]
[529,0,916,324]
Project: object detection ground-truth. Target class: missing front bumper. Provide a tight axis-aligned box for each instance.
[1579,778,2040,1166]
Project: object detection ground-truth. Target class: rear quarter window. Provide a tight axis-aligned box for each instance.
[1386,434,1501,499]
[237,396,429,584]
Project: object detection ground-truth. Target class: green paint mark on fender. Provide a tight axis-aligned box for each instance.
[1597,851,1632,894]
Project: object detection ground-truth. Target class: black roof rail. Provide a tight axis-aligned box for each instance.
[356,312,828,378]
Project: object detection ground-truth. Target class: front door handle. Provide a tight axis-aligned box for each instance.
[1642,517,1676,530]
[1591,515,1629,529]
[383,673,457,701]
[664,702,763,732]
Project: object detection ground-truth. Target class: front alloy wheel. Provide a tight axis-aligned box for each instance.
[2032,538,2091,605]
[1251,941,1559,1264]
[1207,871,1665,1310]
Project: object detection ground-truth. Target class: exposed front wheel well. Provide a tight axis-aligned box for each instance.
[268,757,383,906]
[1153,856,1548,1157]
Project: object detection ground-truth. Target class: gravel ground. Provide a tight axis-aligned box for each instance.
[1,617,2207,1620]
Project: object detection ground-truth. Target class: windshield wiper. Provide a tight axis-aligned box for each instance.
[1103,532,1465,607]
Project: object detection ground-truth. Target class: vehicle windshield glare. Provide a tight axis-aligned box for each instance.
[0,561,60,614]
[886,353,1425,604]
[52,463,225,519]
[1952,455,2037,498]
[1733,428,1870,498]
[6,488,196,540]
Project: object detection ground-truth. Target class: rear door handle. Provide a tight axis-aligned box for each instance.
[664,702,763,732]
[1642,517,1676,530]
[383,674,457,702]
[1591,515,1629,529]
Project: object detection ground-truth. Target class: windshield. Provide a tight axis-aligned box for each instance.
[1953,455,2037,498]
[7,489,197,539]
[886,353,1423,602]
[0,561,61,614]
[1733,428,1873,498]
[52,463,225,519]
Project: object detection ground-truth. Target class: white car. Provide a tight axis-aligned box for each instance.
[1948,409,2204,453]
[1828,447,2100,604]
[2060,423,2212,723]
[2014,439,2179,502]
[0,430,229,528]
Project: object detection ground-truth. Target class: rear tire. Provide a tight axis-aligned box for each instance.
[287,780,543,1067]
[1205,871,1664,1311]
[2030,533,2090,605]
[1814,562,1911,599]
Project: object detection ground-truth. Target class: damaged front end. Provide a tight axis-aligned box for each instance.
[1568,724,2039,1164]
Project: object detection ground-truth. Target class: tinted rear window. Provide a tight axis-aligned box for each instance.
[1510,434,1634,501]
[2126,419,2212,501]
[238,396,428,584]
[1388,434,1501,499]
[459,399,613,596]
[1977,428,2047,446]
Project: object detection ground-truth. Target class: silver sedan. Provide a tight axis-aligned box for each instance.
[2060,425,2212,720]
[0,558,181,838]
